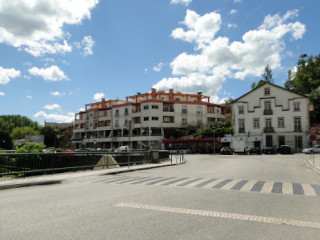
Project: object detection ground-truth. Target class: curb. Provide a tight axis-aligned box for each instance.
[0,180,62,191]
[305,158,320,173]
[0,160,186,190]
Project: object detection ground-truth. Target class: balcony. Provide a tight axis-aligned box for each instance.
[238,128,245,133]
[264,127,274,133]
[263,109,273,115]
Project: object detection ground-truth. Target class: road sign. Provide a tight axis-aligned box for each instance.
[309,135,317,141]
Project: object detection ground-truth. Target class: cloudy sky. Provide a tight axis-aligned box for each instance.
[0,0,318,123]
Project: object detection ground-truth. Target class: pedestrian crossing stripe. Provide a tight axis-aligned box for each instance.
[73,176,320,197]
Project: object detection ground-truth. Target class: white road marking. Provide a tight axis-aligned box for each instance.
[282,182,293,195]
[240,180,256,191]
[115,203,320,230]
[220,179,240,190]
[201,178,227,189]
[301,184,317,196]
[261,181,274,193]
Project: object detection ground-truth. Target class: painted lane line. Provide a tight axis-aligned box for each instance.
[131,177,163,185]
[212,179,233,189]
[301,184,317,197]
[170,178,199,187]
[146,177,176,185]
[261,181,274,193]
[239,180,256,191]
[115,203,320,230]
[282,182,293,195]
[194,178,218,188]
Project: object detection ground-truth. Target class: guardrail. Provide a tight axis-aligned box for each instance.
[0,150,177,177]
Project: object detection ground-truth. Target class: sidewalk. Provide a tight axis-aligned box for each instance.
[0,160,185,190]
[306,154,320,172]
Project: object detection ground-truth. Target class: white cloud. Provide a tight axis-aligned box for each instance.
[78,108,85,112]
[144,68,148,73]
[153,9,306,102]
[26,96,32,99]
[50,91,65,96]
[28,65,69,81]
[0,66,21,85]
[234,0,242,3]
[171,10,221,49]
[229,9,238,15]
[0,92,5,96]
[94,92,105,101]
[34,111,74,123]
[227,23,237,28]
[0,0,98,57]
[43,104,61,110]
[82,35,95,56]
[153,62,164,72]
[73,41,81,49]
[170,0,192,6]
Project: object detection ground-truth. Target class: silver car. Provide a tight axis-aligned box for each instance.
[302,145,320,154]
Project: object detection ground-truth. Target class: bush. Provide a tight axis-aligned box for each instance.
[15,142,46,153]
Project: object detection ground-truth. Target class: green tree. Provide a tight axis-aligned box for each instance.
[0,130,13,149]
[10,127,40,140]
[285,55,320,95]
[251,65,273,90]
[40,126,60,147]
[194,126,213,138]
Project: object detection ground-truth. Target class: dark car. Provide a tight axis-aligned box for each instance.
[249,147,261,155]
[262,147,275,154]
[279,145,291,154]
[221,147,232,155]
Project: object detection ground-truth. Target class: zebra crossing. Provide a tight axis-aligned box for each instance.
[71,175,320,197]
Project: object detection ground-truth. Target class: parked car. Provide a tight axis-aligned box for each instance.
[279,145,291,154]
[249,147,261,155]
[115,146,129,152]
[302,145,320,154]
[262,147,275,154]
[220,147,232,155]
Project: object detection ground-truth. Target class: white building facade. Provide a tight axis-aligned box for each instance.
[231,83,310,152]
[73,88,226,149]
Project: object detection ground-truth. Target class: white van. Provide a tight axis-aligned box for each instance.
[116,146,129,152]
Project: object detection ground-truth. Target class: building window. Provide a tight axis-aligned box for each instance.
[293,102,300,111]
[265,101,271,110]
[239,106,244,114]
[115,109,119,117]
[182,118,187,125]
[253,118,260,128]
[115,120,119,127]
[197,106,203,115]
[163,106,170,112]
[163,116,171,123]
[294,117,301,132]
[143,105,149,110]
[152,116,159,121]
[278,117,284,128]
[239,119,245,133]
[124,108,129,115]
[264,87,270,95]
[152,105,159,109]
[182,106,187,114]
[295,136,302,149]
[144,117,149,121]
[197,119,203,126]
[175,98,180,101]
[265,118,272,128]
[208,107,214,113]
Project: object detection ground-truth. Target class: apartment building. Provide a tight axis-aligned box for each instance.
[72,88,226,149]
[230,82,310,152]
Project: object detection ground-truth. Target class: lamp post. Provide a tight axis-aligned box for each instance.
[212,126,217,154]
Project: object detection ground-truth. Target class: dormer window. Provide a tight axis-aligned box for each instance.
[264,87,270,95]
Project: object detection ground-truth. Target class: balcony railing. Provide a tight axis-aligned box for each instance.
[264,127,274,133]
[238,128,245,133]
[263,109,273,115]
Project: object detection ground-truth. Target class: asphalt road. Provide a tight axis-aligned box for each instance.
[1,154,320,240]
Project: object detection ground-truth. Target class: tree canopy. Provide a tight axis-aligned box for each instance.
[251,65,273,90]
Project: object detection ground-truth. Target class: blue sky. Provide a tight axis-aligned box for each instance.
[0,0,319,123]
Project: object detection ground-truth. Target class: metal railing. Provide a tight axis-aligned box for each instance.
[0,150,174,177]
